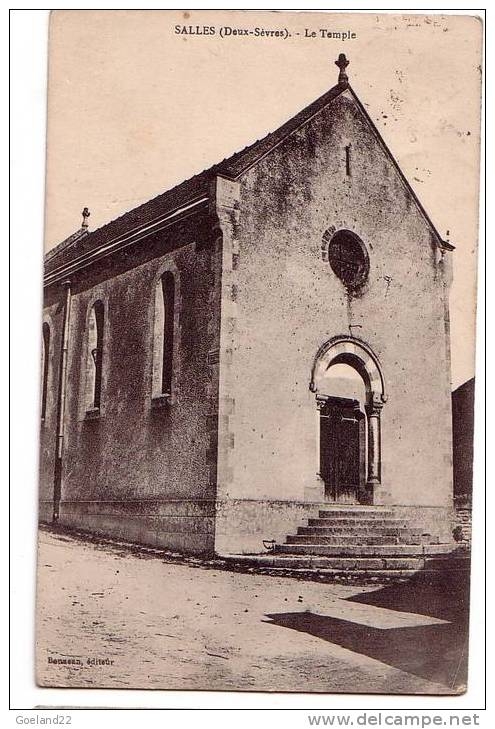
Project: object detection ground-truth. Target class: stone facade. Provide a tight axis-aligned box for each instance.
[41,205,223,552]
[40,62,455,556]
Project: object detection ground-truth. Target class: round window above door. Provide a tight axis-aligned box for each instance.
[327,230,370,290]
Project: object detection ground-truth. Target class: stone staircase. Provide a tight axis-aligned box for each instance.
[272,505,454,573]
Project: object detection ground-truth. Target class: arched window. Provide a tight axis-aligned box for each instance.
[85,301,104,410]
[152,272,175,397]
[41,322,50,419]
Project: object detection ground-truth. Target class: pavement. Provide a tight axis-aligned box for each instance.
[35,527,470,694]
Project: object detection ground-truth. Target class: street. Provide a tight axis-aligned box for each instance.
[36,528,469,694]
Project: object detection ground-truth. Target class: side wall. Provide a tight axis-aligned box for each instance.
[215,91,453,554]
[40,217,222,553]
[39,307,63,522]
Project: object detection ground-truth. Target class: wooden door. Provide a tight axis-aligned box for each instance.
[320,397,362,503]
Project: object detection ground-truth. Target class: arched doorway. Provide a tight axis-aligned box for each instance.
[317,363,367,503]
[310,336,386,504]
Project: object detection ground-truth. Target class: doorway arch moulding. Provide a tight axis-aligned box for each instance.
[310,335,387,499]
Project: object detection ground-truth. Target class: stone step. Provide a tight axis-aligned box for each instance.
[318,508,394,518]
[308,517,411,528]
[297,525,422,537]
[287,534,411,546]
[420,554,471,571]
[228,554,425,572]
[223,551,467,575]
[275,543,448,557]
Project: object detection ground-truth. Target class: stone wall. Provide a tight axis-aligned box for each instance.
[39,304,63,522]
[40,211,222,553]
[40,88,455,557]
[452,378,475,507]
[453,508,472,544]
[214,90,453,553]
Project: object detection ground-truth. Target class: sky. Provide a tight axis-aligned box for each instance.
[43,10,483,389]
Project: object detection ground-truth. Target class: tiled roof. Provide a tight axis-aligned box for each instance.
[45,226,89,262]
[45,78,452,279]
[45,83,347,276]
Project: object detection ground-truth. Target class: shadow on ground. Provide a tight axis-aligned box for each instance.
[265,550,470,693]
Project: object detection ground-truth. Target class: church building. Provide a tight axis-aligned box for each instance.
[39,56,455,567]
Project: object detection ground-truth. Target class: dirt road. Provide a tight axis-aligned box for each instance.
[36,528,467,693]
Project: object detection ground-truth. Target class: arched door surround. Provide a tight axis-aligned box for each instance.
[310,336,387,503]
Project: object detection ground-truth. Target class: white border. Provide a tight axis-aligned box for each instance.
[8,4,488,720]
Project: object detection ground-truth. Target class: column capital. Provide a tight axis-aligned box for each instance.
[316,395,328,411]
[367,394,385,415]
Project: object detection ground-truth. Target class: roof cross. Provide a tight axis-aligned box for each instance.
[335,53,349,87]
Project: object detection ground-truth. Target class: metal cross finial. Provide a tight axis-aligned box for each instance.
[335,53,349,86]
[81,207,90,229]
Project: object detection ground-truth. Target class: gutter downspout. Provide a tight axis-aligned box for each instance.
[53,280,72,522]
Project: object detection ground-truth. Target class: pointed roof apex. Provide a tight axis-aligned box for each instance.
[45,62,453,280]
[335,53,349,87]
